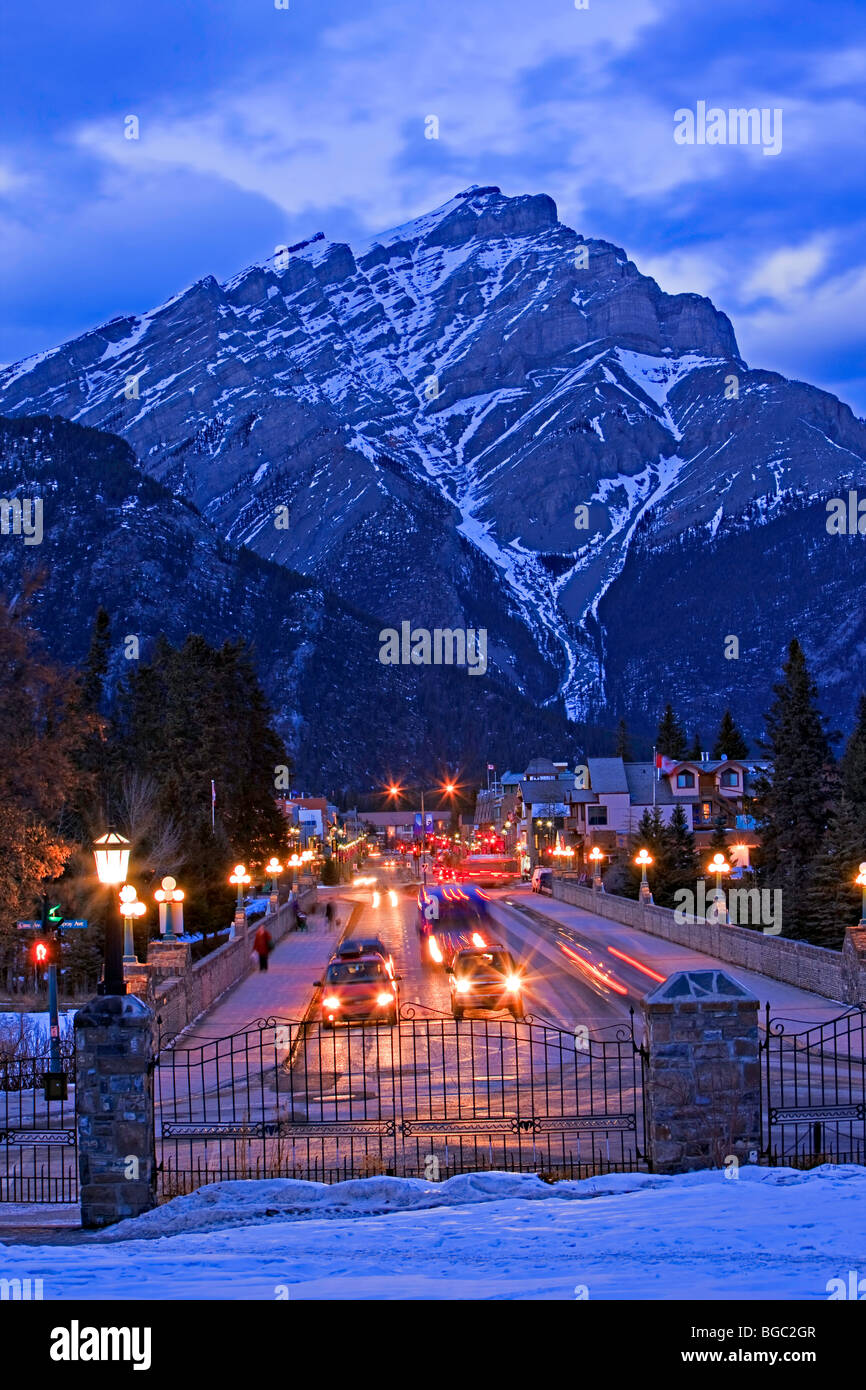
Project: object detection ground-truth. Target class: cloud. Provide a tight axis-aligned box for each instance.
[743,238,830,301]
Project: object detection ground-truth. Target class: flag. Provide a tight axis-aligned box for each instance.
[655,754,678,775]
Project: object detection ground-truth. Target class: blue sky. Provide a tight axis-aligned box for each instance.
[2,0,865,412]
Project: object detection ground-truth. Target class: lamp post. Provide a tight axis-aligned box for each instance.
[229,862,251,935]
[119,885,146,963]
[708,852,731,923]
[265,856,284,914]
[589,845,604,893]
[154,876,184,941]
[93,831,131,996]
[856,863,866,927]
[634,848,653,904]
[387,779,458,886]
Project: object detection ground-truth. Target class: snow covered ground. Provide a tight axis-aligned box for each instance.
[2,1165,865,1300]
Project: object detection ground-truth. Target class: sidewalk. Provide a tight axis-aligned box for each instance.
[172,895,360,1048]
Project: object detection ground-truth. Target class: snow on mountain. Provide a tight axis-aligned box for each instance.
[2,185,866,735]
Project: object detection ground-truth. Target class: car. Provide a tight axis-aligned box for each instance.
[314,952,401,1027]
[531,867,553,894]
[336,936,395,976]
[448,946,525,1021]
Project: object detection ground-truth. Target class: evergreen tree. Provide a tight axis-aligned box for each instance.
[755,639,836,939]
[686,730,703,762]
[81,606,111,714]
[709,815,729,855]
[614,718,633,760]
[804,795,863,948]
[712,709,749,760]
[667,803,699,879]
[656,703,687,759]
[839,694,866,833]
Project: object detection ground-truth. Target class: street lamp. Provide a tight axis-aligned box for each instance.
[154,876,184,941]
[708,852,731,923]
[589,845,604,892]
[634,848,653,904]
[386,778,458,885]
[93,831,131,996]
[119,885,146,963]
[229,863,251,934]
[856,862,866,927]
[265,856,284,914]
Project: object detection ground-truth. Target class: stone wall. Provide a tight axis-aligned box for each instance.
[552,879,844,1001]
[137,886,319,1045]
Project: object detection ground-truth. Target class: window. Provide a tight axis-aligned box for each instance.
[676,771,695,788]
[720,770,739,788]
[587,806,608,826]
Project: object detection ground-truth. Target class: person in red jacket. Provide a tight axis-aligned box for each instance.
[253,923,273,971]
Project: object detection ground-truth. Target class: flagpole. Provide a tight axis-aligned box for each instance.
[653,748,657,809]
[211,780,216,833]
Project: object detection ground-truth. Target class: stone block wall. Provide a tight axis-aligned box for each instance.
[552,879,844,1001]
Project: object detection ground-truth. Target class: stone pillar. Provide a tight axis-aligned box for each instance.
[841,925,866,1005]
[123,961,152,1002]
[643,969,761,1174]
[74,993,157,1229]
[147,937,192,984]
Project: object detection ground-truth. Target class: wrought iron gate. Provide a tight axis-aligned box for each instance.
[0,1054,78,1202]
[761,1004,866,1166]
[155,1011,648,1194]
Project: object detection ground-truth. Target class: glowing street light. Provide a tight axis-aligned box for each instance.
[708,852,731,923]
[119,884,146,963]
[93,830,131,996]
[856,862,866,927]
[634,848,654,904]
[265,856,284,914]
[154,875,184,941]
[588,845,604,892]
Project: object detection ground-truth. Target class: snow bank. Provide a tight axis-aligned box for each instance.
[3,1166,865,1300]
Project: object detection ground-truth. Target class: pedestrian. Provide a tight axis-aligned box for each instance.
[253,922,273,971]
[325,901,335,928]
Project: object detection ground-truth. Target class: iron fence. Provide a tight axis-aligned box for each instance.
[761,1004,866,1166]
[155,1009,648,1194]
[0,1053,78,1202]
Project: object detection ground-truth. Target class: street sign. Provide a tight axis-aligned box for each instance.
[17,918,88,929]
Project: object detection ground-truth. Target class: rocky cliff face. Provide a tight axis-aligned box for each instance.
[2,186,864,741]
[0,414,580,792]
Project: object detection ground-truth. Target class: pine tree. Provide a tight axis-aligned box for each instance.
[667,803,699,881]
[81,606,111,714]
[839,694,866,834]
[709,815,729,855]
[656,703,687,759]
[614,718,633,760]
[686,730,703,762]
[756,639,836,939]
[804,795,863,948]
[712,709,749,760]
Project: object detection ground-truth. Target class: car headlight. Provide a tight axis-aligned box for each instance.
[505,976,521,992]
[455,978,471,993]
[376,992,394,1007]
[323,995,341,1009]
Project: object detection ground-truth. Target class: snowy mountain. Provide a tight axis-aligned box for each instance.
[3,185,866,738]
[0,414,578,792]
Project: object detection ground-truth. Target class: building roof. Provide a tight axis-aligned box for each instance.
[519,779,575,803]
[524,757,560,779]
[586,758,630,794]
[624,763,677,805]
[501,772,523,786]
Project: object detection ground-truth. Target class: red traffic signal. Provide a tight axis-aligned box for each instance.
[34,941,49,965]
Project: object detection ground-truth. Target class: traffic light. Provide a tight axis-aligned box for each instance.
[47,903,63,924]
[34,940,50,966]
